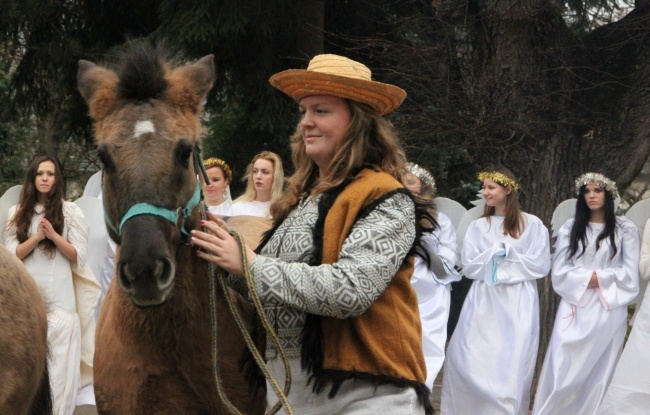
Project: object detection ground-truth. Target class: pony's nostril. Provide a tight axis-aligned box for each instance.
[156,258,175,290]
[117,263,134,292]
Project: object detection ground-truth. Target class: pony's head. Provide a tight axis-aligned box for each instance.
[78,45,215,307]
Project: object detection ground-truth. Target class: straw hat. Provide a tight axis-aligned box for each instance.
[268,54,406,115]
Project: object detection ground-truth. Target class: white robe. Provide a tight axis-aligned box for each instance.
[230,200,270,218]
[597,218,650,415]
[207,199,233,216]
[5,202,101,415]
[533,218,639,415]
[410,213,460,390]
[441,213,551,415]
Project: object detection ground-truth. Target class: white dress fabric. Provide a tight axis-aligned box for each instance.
[597,218,650,415]
[410,212,460,390]
[533,218,640,415]
[441,213,551,415]
[5,201,101,415]
[230,200,270,218]
[207,199,233,216]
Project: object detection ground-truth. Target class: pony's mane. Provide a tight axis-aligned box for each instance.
[117,45,171,102]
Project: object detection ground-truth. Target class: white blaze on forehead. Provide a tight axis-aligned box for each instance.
[134,120,155,138]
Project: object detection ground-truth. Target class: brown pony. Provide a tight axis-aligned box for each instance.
[0,245,51,415]
[77,45,267,414]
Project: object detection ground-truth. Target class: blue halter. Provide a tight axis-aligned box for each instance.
[103,149,209,239]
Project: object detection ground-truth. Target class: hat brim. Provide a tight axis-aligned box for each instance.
[269,69,406,115]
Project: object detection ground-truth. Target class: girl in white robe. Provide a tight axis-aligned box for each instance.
[5,156,100,415]
[230,151,284,219]
[597,218,650,415]
[403,163,461,390]
[533,173,639,415]
[202,157,234,216]
[441,167,551,415]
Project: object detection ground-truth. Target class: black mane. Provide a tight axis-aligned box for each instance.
[117,43,170,102]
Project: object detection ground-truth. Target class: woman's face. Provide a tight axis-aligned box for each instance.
[252,158,274,197]
[403,173,422,195]
[298,95,352,173]
[584,182,606,212]
[202,166,229,206]
[35,160,56,196]
[482,178,511,211]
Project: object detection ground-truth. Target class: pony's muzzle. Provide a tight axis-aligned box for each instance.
[117,257,175,307]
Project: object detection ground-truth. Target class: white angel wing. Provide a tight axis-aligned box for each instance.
[434,197,467,231]
[470,191,484,207]
[83,171,102,198]
[0,185,23,245]
[455,204,485,266]
[74,195,108,283]
[626,198,650,321]
[551,199,577,238]
[456,205,484,246]
[625,198,650,232]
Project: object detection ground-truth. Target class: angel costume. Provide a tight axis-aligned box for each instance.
[596,218,649,415]
[440,213,551,415]
[410,212,460,390]
[533,218,639,415]
[230,200,270,218]
[207,199,232,216]
[5,201,101,415]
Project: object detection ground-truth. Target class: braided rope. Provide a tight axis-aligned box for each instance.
[203,207,293,414]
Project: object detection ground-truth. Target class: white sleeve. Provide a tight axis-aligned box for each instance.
[460,220,505,282]
[493,216,551,284]
[434,213,458,271]
[552,220,594,306]
[639,218,650,282]
[595,220,640,310]
[64,202,90,268]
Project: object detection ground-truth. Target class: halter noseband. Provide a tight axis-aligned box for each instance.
[103,148,210,240]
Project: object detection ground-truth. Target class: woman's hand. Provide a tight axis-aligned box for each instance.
[192,215,257,277]
[588,271,599,288]
[40,218,58,240]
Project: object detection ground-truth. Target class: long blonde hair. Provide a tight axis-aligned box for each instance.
[234,151,284,203]
[270,101,407,223]
[481,166,524,238]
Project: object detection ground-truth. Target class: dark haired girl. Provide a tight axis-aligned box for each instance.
[533,173,640,415]
[5,156,100,414]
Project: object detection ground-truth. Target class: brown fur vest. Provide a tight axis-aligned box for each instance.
[299,168,433,414]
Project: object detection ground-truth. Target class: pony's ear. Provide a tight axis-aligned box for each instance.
[166,54,215,113]
[77,60,119,121]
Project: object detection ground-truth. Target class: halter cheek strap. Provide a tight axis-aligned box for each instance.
[103,147,209,240]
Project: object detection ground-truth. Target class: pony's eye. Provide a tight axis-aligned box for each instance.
[175,139,193,169]
[97,145,115,172]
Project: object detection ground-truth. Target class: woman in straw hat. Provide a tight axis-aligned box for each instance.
[191,54,434,414]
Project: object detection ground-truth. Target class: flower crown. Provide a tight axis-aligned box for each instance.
[574,172,619,199]
[405,162,436,194]
[478,171,519,191]
[203,157,232,182]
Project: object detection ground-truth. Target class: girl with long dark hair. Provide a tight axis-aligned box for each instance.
[441,166,551,414]
[533,173,639,415]
[5,156,100,415]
